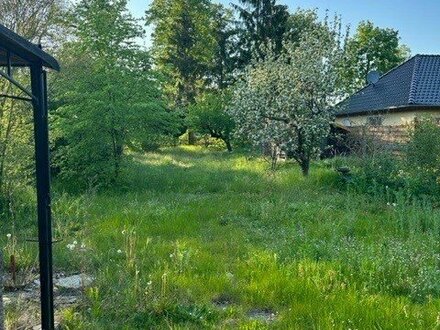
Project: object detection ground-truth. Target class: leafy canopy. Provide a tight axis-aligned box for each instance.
[52,0,178,188]
[230,17,345,174]
[342,21,410,92]
[189,92,235,152]
[146,0,218,106]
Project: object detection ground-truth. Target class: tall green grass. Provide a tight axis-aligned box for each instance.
[4,147,440,329]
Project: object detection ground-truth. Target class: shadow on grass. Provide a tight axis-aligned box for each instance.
[110,147,340,196]
[113,148,270,195]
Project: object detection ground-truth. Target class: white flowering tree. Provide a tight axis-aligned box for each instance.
[230,20,345,175]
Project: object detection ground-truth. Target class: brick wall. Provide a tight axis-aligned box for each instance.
[347,125,410,152]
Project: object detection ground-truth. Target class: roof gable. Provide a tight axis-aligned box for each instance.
[337,55,440,116]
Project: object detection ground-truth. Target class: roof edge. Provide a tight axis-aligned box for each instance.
[336,55,417,109]
[335,104,440,117]
[408,55,421,104]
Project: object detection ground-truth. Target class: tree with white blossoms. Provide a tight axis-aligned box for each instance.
[230,17,345,175]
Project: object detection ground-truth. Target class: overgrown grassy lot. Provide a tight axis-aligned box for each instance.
[4,147,440,329]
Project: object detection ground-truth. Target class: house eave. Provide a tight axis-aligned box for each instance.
[335,104,440,118]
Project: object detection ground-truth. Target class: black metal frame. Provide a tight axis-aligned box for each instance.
[0,27,59,330]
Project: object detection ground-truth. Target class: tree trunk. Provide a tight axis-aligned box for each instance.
[188,130,197,145]
[0,251,4,330]
[224,138,232,152]
[270,144,279,171]
[300,158,310,176]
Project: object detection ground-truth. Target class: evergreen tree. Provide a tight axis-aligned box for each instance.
[210,4,238,89]
[146,0,217,107]
[233,0,289,67]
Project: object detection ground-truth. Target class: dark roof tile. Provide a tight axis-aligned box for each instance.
[337,55,440,116]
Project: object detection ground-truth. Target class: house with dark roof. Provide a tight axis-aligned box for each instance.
[335,55,440,144]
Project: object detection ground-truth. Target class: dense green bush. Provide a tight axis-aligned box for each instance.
[405,117,440,196]
[51,0,179,189]
[188,92,235,152]
[353,152,405,196]
[334,116,440,201]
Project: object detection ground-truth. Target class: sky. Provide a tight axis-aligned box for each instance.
[127,0,440,55]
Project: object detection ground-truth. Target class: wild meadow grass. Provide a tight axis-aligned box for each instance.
[3,146,440,328]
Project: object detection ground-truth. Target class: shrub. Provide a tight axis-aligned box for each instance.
[404,116,440,196]
[337,116,440,201]
[354,152,405,195]
[189,92,235,152]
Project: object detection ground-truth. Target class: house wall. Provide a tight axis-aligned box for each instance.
[335,109,440,127]
[335,108,440,150]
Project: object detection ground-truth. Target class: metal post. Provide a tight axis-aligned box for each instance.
[30,63,54,330]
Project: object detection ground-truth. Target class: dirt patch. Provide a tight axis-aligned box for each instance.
[212,294,234,310]
[3,272,93,329]
[247,308,277,322]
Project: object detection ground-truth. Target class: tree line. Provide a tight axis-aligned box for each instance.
[0,0,410,200]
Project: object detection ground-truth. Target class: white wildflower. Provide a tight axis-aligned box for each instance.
[117,249,123,254]
[6,233,11,239]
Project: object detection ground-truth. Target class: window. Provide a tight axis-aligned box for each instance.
[368,116,384,126]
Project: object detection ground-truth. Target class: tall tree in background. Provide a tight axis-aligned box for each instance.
[285,9,332,46]
[0,0,64,43]
[146,0,217,107]
[233,0,289,67]
[210,4,238,90]
[342,21,410,93]
[52,0,177,187]
[146,0,219,144]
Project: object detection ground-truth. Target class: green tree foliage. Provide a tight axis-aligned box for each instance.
[407,117,440,171]
[0,0,63,215]
[230,18,345,175]
[146,0,218,107]
[405,117,440,196]
[0,0,64,42]
[210,5,238,89]
[52,0,178,187]
[233,0,289,67]
[189,92,235,152]
[285,9,333,46]
[342,21,410,93]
